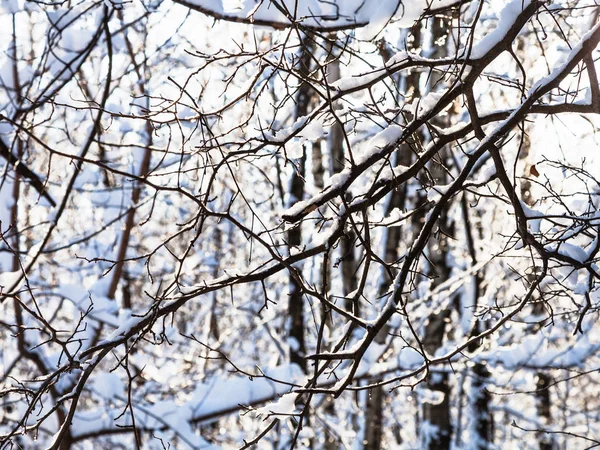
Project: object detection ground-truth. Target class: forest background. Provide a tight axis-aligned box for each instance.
[1,0,600,449]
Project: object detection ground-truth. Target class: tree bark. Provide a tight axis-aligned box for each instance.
[517,117,555,450]
[421,18,455,450]
[363,28,422,450]
[107,12,154,306]
[287,37,315,373]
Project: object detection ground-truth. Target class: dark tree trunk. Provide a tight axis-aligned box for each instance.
[421,17,455,450]
[363,28,422,450]
[422,312,452,450]
[287,149,307,371]
[464,191,492,449]
[326,59,359,309]
[517,117,555,450]
[287,38,315,373]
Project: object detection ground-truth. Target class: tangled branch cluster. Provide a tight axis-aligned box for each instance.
[1,1,600,449]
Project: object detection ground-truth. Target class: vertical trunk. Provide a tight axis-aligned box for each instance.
[287,38,314,374]
[470,363,492,448]
[312,45,338,450]
[422,312,452,450]
[421,18,454,450]
[326,43,363,446]
[106,13,153,307]
[9,10,23,323]
[327,51,359,310]
[459,15,492,436]
[535,373,553,450]
[106,139,152,304]
[311,140,325,192]
[517,119,554,450]
[363,121,414,450]
[464,192,492,449]
[287,148,307,371]
[363,29,421,450]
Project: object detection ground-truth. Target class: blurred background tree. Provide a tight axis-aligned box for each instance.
[1,1,600,449]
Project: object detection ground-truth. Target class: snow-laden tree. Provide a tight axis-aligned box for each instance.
[1,0,600,449]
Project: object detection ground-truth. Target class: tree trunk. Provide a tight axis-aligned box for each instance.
[287,38,315,373]
[517,117,554,450]
[107,12,154,306]
[421,18,455,450]
[463,192,492,449]
[363,28,421,450]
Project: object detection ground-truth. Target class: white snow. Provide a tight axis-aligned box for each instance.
[0,270,22,294]
[368,125,404,151]
[466,0,533,60]
[379,164,409,183]
[105,309,146,341]
[3,0,24,14]
[283,168,351,218]
[177,0,457,32]
[554,242,589,263]
[286,139,304,159]
[70,363,305,441]
[520,201,545,234]
[300,118,327,141]
[91,371,125,400]
[255,392,298,417]
[427,184,451,203]
[530,21,600,95]
[355,125,404,166]
[331,71,384,92]
[413,90,451,117]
